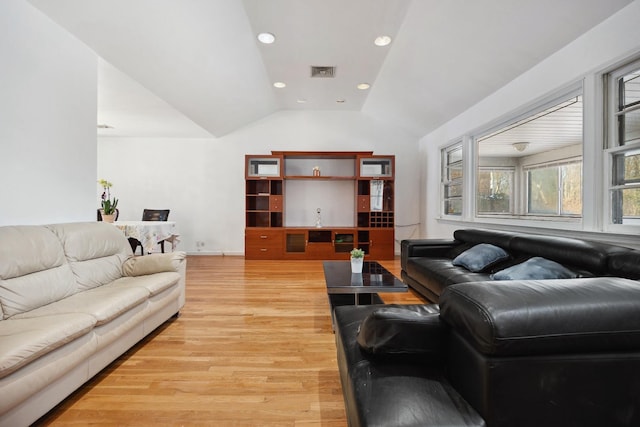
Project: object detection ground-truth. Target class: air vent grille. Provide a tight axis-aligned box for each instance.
[311,66,336,78]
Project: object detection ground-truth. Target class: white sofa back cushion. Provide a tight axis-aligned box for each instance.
[47,223,132,292]
[0,226,77,319]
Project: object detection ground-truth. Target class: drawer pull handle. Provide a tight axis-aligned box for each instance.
[260,248,268,252]
[260,235,268,239]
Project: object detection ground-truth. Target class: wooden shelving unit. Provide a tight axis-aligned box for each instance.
[245,151,394,260]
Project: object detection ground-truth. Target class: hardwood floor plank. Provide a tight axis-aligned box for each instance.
[35,256,425,426]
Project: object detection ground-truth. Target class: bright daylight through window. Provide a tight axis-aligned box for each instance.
[442,143,463,216]
[476,95,583,219]
[607,59,640,226]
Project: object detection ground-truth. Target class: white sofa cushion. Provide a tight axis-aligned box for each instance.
[0,313,96,379]
[114,272,180,296]
[14,282,149,326]
[46,223,131,291]
[0,226,76,319]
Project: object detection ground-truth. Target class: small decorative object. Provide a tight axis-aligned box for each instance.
[313,166,321,177]
[315,207,322,228]
[350,248,365,274]
[98,178,118,223]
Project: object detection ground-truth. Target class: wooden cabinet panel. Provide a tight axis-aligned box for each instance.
[357,196,369,212]
[245,229,284,259]
[368,229,394,260]
[270,195,283,212]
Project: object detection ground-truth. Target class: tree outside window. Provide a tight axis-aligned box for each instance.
[477,168,513,214]
[527,161,582,216]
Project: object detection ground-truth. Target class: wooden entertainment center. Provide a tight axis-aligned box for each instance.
[245,151,395,260]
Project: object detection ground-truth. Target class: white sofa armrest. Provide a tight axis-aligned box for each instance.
[122,252,186,277]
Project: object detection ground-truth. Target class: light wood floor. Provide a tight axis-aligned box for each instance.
[35,256,425,426]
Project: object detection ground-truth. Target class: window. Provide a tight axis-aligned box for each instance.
[477,167,514,214]
[607,59,640,225]
[525,160,582,216]
[476,93,583,219]
[442,143,462,216]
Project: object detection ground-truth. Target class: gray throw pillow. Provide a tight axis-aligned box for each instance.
[491,256,577,280]
[452,243,509,272]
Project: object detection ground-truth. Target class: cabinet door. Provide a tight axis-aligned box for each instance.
[357,156,394,178]
[246,155,282,178]
[334,230,355,257]
[368,229,394,260]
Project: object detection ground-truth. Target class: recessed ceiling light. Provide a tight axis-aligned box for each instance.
[257,32,275,44]
[273,82,286,88]
[374,35,392,46]
[357,83,371,90]
[297,99,307,104]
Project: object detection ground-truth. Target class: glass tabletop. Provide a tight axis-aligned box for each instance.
[323,261,408,294]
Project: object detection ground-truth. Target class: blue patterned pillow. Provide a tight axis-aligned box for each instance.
[452,243,509,272]
[491,257,577,280]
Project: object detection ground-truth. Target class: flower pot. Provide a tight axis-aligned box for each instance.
[101,213,116,223]
[350,257,363,274]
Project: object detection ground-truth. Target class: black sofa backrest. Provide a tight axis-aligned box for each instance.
[509,234,630,275]
[608,250,640,279]
[452,229,635,276]
[453,229,520,251]
[441,277,640,356]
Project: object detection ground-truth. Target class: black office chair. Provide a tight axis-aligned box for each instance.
[142,209,170,222]
[129,209,171,255]
[97,208,119,221]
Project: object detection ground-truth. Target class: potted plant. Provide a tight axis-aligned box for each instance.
[350,248,365,273]
[98,179,118,223]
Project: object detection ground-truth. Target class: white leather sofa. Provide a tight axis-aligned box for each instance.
[0,222,186,427]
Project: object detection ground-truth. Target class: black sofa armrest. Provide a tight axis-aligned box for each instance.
[401,239,460,271]
[440,277,640,357]
[356,304,444,359]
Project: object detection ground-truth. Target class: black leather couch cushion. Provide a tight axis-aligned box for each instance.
[405,257,491,295]
[334,304,486,427]
[356,304,443,358]
[440,277,640,356]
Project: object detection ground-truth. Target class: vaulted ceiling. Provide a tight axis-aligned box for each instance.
[28,0,633,139]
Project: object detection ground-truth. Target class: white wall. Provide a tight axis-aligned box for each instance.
[420,0,640,246]
[0,0,97,225]
[98,110,420,254]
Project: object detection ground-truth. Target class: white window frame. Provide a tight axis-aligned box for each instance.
[604,57,640,232]
[441,141,463,217]
[524,157,583,217]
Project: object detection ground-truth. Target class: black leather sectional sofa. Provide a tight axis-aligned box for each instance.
[334,229,640,427]
[401,228,639,302]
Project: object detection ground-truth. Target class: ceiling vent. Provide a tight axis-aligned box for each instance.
[311,66,336,78]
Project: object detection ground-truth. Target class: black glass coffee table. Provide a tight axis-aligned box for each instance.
[323,260,408,308]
